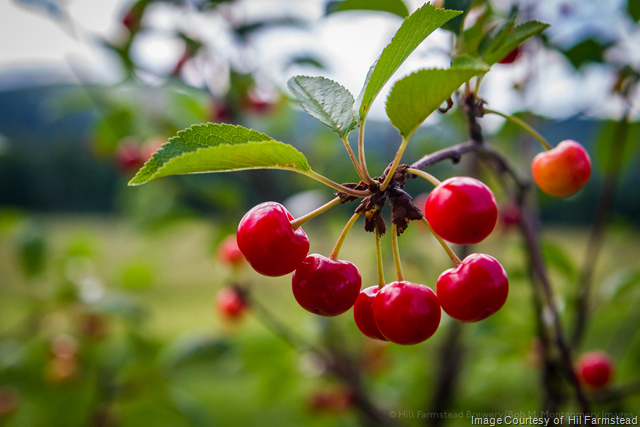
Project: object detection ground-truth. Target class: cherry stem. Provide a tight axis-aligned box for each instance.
[303,170,371,198]
[483,108,552,151]
[341,136,367,182]
[329,211,362,260]
[391,223,404,282]
[420,218,462,267]
[405,168,442,187]
[375,226,385,289]
[379,137,409,191]
[357,123,376,185]
[290,197,341,230]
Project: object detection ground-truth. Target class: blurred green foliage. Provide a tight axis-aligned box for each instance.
[1,215,639,426]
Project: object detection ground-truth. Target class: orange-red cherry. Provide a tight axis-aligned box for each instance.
[531,140,591,198]
[237,202,309,276]
[353,286,387,341]
[217,235,245,267]
[292,254,361,317]
[373,281,441,345]
[437,254,508,322]
[575,351,614,389]
[425,177,498,244]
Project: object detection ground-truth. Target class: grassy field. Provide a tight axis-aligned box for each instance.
[1,215,639,426]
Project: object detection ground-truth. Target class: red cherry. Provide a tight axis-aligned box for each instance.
[353,286,387,341]
[575,351,614,389]
[307,387,355,413]
[114,141,143,173]
[436,254,509,322]
[80,313,108,340]
[237,202,309,276]
[292,254,361,317]
[140,138,164,163]
[211,100,232,123]
[216,287,247,320]
[531,140,591,198]
[373,281,441,345]
[243,89,274,114]
[425,177,498,244]
[499,202,521,227]
[122,8,141,33]
[499,46,521,64]
[217,235,245,267]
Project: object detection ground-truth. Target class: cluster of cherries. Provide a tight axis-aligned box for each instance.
[214,137,592,347]
[231,175,509,345]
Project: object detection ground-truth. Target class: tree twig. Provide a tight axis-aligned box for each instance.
[572,115,630,348]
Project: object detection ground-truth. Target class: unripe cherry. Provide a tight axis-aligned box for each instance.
[575,351,614,389]
[436,254,509,322]
[353,286,387,341]
[237,202,309,276]
[292,254,361,317]
[531,140,591,198]
[217,235,245,267]
[373,281,441,345]
[425,177,498,244]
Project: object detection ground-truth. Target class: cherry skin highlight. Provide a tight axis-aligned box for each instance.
[425,177,498,245]
[373,281,441,345]
[237,202,309,276]
[531,140,591,198]
[292,254,361,317]
[217,235,245,267]
[576,351,614,389]
[215,287,247,320]
[437,254,509,322]
[353,286,387,341]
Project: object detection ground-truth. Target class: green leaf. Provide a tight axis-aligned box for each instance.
[287,55,326,69]
[542,242,577,281]
[168,388,216,427]
[17,224,47,278]
[287,76,357,138]
[94,109,134,156]
[603,267,640,301]
[354,4,462,123]
[441,0,473,35]
[478,19,515,57]
[325,0,409,19]
[629,0,640,21]
[562,38,610,69]
[163,336,231,369]
[128,124,310,186]
[595,120,640,174]
[462,19,485,56]
[385,56,489,137]
[484,21,550,65]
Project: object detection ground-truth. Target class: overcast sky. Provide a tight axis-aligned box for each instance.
[1,0,638,124]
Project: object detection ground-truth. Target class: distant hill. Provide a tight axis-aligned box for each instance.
[0,81,638,225]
